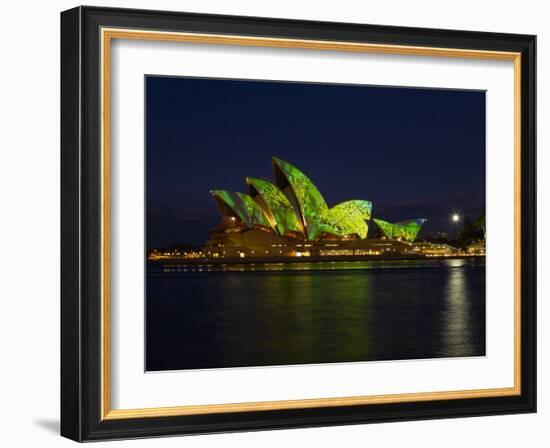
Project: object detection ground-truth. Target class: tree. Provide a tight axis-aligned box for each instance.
[456,213,484,249]
[474,212,486,240]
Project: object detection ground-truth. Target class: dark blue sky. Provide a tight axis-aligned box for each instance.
[146,76,485,248]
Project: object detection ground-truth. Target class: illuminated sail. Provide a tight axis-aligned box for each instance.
[246,177,304,237]
[211,157,374,241]
[272,156,328,238]
[211,190,270,228]
[373,218,426,242]
[327,200,372,239]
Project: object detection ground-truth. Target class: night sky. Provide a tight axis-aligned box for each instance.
[146,76,485,249]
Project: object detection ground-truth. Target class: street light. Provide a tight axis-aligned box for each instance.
[452,213,460,223]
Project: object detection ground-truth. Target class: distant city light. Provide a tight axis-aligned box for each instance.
[452,214,460,222]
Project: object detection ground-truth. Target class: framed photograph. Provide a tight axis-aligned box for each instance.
[61,6,536,441]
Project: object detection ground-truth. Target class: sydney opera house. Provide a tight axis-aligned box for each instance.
[200,157,433,260]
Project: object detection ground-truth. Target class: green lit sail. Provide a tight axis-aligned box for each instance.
[395,219,427,242]
[372,218,395,239]
[272,157,328,238]
[211,190,270,228]
[211,157,374,241]
[373,218,426,242]
[246,177,304,237]
[272,157,372,240]
[326,200,373,239]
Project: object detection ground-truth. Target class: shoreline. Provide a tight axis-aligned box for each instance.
[147,254,485,266]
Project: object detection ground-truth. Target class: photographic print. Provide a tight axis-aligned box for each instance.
[61,9,536,440]
[145,76,486,371]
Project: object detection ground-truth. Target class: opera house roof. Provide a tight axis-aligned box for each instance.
[372,218,427,243]
[211,157,426,242]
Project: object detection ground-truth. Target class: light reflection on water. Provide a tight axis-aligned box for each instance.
[152,258,473,274]
[442,262,483,357]
[146,258,485,371]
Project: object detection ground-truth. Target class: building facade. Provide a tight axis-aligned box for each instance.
[204,157,428,259]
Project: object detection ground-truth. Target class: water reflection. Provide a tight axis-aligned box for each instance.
[146,258,485,371]
[153,259,467,274]
[442,267,472,356]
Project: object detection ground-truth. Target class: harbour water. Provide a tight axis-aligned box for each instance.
[146,258,485,371]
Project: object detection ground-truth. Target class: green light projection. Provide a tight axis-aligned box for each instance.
[372,218,395,239]
[395,219,427,242]
[211,190,271,228]
[373,218,426,242]
[246,177,304,237]
[326,200,373,239]
[211,157,374,240]
[272,157,373,240]
[272,157,328,237]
